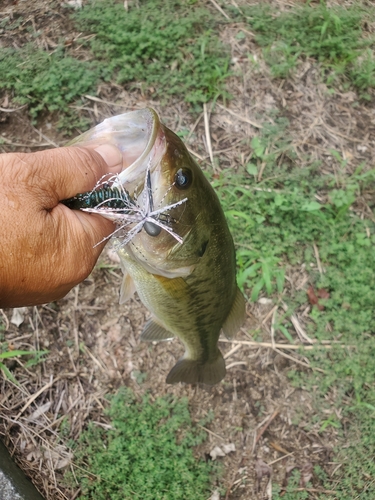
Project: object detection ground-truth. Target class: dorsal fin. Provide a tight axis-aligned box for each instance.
[222,287,246,339]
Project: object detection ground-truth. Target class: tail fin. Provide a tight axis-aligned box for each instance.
[166,352,226,385]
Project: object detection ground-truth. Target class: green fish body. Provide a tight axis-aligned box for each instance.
[117,122,246,385]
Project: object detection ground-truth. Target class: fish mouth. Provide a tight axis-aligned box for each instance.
[66,108,189,251]
[70,107,166,195]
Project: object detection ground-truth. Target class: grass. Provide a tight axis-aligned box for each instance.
[0,343,48,385]
[215,116,375,497]
[72,0,231,107]
[0,45,99,122]
[232,2,375,94]
[2,1,373,122]
[0,0,231,124]
[65,388,218,500]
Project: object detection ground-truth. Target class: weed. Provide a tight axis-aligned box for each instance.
[66,388,218,499]
[0,345,49,385]
[215,111,375,496]
[235,3,375,91]
[0,45,99,119]
[1,0,231,120]
[272,469,310,499]
[73,0,231,107]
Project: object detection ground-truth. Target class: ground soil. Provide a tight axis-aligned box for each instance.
[1,1,374,499]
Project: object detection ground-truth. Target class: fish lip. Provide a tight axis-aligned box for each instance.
[114,108,165,191]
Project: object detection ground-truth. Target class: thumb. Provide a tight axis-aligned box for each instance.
[47,144,124,251]
[56,144,124,200]
[21,144,124,204]
[62,144,124,248]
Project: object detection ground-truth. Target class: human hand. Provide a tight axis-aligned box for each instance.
[0,145,123,307]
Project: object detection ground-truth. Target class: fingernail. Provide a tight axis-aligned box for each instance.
[94,144,123,172]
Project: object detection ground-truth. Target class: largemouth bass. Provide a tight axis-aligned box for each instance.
[67,108,246,385]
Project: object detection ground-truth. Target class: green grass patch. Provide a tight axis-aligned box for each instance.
[65,388,218,500]
[73,0,231,107]
[235,2,375,93]
[0,341,49,385]
[0,45,99,121]
[216,116,375,497]
[0,0,230,122]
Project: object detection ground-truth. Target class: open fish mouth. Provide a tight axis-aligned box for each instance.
[63,108,187,246]
[68,108,166,195]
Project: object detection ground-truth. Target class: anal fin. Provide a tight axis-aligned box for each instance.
[166,352,226,385]
[141,318,174,342]
[222,286,246,339]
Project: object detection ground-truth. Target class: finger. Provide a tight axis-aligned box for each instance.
[48,204,115,283]
[22,145,124,203]
[66,206,116,251]
[56,145,124,199]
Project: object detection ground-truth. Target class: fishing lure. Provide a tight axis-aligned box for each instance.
[62,181,135,213]
[62,187,132,210]
[62,169,187,247]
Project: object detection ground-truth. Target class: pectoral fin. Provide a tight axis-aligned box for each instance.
[222,287,246,339]
[119,272,136,304]
[141,318,174,341]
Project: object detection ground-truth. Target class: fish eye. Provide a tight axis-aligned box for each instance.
[175,168,192,190]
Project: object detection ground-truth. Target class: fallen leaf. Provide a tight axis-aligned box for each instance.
[300,462,313,487]
[210,490,220,500]
[269,441,289,454]
[317,288,330,299]
[26,402,52,422]
[64,0,82,8]
[222,443,236,454]
[266,476,272,500]
[307,286,318,305]
[44,447,73,470]
[283,464,298,487]
[258,297,273,305]
[282,462,313,489]
[209,442,236,460]
[307,286,328,311]
[26,448,42,462]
